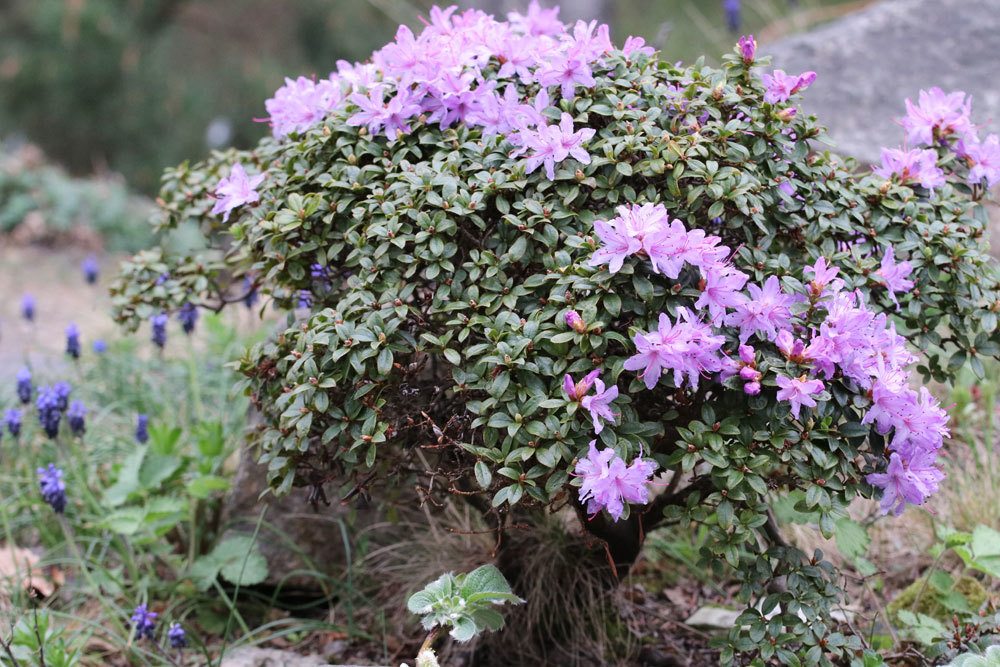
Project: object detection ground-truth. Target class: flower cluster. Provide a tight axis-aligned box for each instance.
[877,87,1000,191]
[36,385,63,439]
[575,440,657,521]
[67,400,87,437]
[178,303,199,335]
[136,413,150,444]
[4,409,22,438]
[151,313,168,349]
[16,368,32,404]
[65,323,81,359]
[130,604,158,641]
[37,464,66,513]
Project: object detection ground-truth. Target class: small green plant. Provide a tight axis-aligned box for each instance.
[949,645,1000,667]
[1,611,82,667]
[405,564,522,664]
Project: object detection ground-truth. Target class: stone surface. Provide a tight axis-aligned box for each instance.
[764,0,1000,164]
[220,646,390,667]
[219,443,381,591]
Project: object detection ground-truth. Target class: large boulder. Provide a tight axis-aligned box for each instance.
[764,0,1000,164]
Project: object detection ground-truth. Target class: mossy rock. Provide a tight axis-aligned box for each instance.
[887,574,988,624]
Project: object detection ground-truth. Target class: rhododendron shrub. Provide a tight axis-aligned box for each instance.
[111,4,1000,663]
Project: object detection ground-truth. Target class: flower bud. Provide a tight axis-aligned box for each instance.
[564,310,587,333]
[743,381,761,396]
[738,35,756,63]
[739,366,762,382]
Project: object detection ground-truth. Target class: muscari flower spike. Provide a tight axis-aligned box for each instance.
[65,323,81,359]
[136,414,150,444]
[177,303,199,335]
[168,622,187,649]
[36,386,62,439]
[67,400,87,437]
[16,367,32,404]
[82,256,99,284]
[151,313,168,349]
[4,409,22,438]
[37,464,66,513]
[21,294,35,322]
[130,604,157,641]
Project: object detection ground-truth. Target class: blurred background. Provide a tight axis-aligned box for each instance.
[0,0,858,198]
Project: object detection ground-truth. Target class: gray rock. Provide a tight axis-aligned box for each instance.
[219,444,381,591]
[764,0,1000,164]
[220,646,389,667]
[219,647,330,667]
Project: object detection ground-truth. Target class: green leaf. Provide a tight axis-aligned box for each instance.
[209,536,269,587]
[461,565,512,598]
[834,518,869,560]
[449,616,478,642]
[377,348,393,376]
[474,461,492,489]
[186,475,231,499]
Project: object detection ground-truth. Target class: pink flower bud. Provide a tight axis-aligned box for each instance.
[564,310,587,333]
[743,381,761,396]
[738,344,755,364]
[738,35,756,64]
[739,366,762,382]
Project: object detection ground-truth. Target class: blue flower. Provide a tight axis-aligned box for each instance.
[151,313,168,349]
[135,414,150,444]
[723,0,741,32]
[177,303,199,335]
[4,409,22,438]
[21,294,35,322]
[65,323,81,359]
[82,256,99,285]
[37,464,66,513]
[93,339,108,354]
[36,386,62,439]
[53,382,72,412]
[130,604,157,641]
[16,367,32,405]
[297,290,313,310]
[168,622,187,648]
[242,277,259,310]
[67,401,87,437]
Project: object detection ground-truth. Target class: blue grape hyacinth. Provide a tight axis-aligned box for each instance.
[135,413,150,444]
[16,367,32,404]
[37,464,66,513]
[151,313,168,349]
[168,622,187,648]
[82,256,99,284]
[36,386,62,439]
[130,604,157,641]
[67,401,87,436]
[21,294,35,322]
[4,409,22,438]
[65,323,81,359]
[178,303,199,335]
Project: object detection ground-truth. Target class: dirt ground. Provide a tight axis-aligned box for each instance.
[0,244,120,377]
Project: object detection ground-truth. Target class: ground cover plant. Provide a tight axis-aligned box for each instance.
[89,0,1000,664]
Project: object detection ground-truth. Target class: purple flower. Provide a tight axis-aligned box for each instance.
[695,265,749,325]
[961,132,1000,189]
[725,276,795,343]
[242,276,259,310]
[723,0,741,32]
[130,604,158,641]
[775,330,808,361]
[178,303,199,335]
[211,163,265,223]
[297,290,313,310]
[36,386,62,439]
[65,323,81,359]
[21,294,35,322]
[168,623,187,649]
[514,113,595,180]
[508,1,564,37]
[580,378,619,434]
[622,36,655,58]
[900,87,973,146]
[737,35,756,63]
[576,441,657,521]
[16,367,32,405]
[804,256,841,296]
[5,409,22,438]
[738,345,755,364]
[775,374,824,420]
[151,313,168,349]
[82,256,99,285]
[53,382,72,411]
[264,75,344,138]
[93,339,107,354]
[743,381,761,395]
[873,147,945,190]
[588,217,641,273]
[874,247,914,306]
[536,52,596,101]
[37,464,66,513]
[564,310,587,333]
[867,447,944,516]
[624,309,725,390]
[563,369,601,402]
[67,400,87,437]
[762,69,816,104]
[347,85,422,141]
[136,414,150,444]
